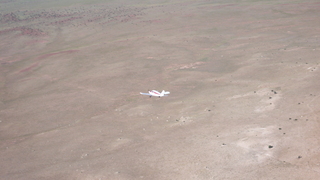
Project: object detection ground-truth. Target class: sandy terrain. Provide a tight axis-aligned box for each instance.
[1,0,320,179]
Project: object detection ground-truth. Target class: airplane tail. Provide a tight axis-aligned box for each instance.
[161,90,170,95]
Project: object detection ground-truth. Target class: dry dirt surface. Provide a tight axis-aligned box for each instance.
[1,0,320,179]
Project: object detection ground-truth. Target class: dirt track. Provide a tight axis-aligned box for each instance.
[1,0,320,179]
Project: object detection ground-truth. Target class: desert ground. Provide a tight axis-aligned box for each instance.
[1,0,320,179]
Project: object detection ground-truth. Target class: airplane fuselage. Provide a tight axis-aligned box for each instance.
[148,90,162,97]
[140,90,170,98]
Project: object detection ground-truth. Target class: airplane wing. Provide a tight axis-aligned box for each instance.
[140,92,152,96]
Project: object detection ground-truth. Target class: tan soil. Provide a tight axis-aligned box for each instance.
[1,0,320,179]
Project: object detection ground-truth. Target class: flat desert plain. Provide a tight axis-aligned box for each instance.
[1,0,320,179]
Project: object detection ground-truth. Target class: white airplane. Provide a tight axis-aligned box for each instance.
[140,90,170,98]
